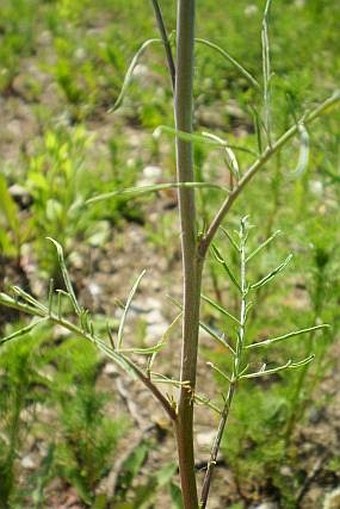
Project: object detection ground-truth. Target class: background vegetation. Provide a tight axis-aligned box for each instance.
[0,0,339,507]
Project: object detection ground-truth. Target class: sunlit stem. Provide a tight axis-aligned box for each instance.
[173,2,201,508]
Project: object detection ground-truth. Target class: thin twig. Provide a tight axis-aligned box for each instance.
[199,382,236,508]
[150,0,176,90]
[0,292,177,422]
[200,218,248,508]
[295,450,328,506]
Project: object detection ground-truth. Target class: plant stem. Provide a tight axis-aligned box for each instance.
[150,0,176,90]
[174,1,201,507]
[200,381,236,508]
[200,218,248,507]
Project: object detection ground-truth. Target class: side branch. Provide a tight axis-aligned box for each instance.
[125,359,177,421]
[199,91,340,258]
[150,0,176,90]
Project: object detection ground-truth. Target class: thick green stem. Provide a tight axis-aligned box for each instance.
[174,1,201,508]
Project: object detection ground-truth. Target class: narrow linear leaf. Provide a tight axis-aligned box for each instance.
[225,147,240,177]
[0,292,44,317]
[109,38,162,112]
[246,323,330,349]
[128,311,182,356]
[246,229,281,263]
[48,279,54,315]
[240,354,315,379]
[211,244,241,291]
[87,181,228,204]
[241,360,292,379]
[11,286,49,314]
[161,311,182,342]
[119,341,165,355]
[220,226,240,252]
[250,253,293,289]
[154,125,257,155]
[47,237,82,316]
[201,294,240,326]
[193,391,221,414]
[117,270,146,350]
[199,321,235,355]
[167,294,235,355]
[289,354,315,368]
[202,132,240,177]
[0,317,49,345]
[195,37,260,89]
[90,335,139,380]
[207,362,232,384]
[250,105,263,154]
[151,373,190,387]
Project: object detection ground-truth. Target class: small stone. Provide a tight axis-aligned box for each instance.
[244,4,259,16]
[143,165,162,180]
[323,488,340,509]
[9,184,33,208]
[21,454,36,469]
[102,362,119,377]
[309,179,323,196]
[225,100,248,120]
[250,503,279,509]
[196,430,216,448]
[138,165,163,186]
[280,465,293,477]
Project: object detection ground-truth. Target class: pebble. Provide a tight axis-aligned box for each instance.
[250,503,279,509]
[138,165,163,187]
[323,488,340,509]
[21,454,36,470]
